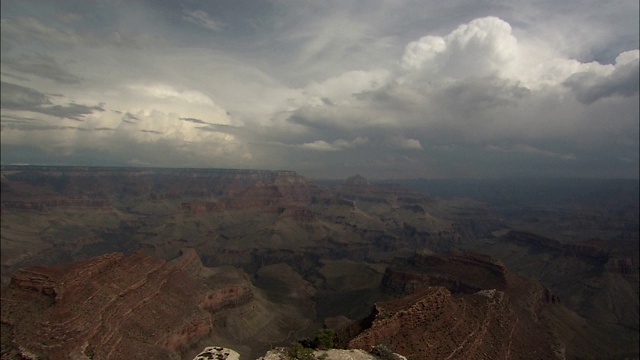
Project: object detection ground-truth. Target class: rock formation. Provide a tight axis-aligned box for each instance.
[471,230,640,358]
[193,346,240,360]
[1,249,316,360]
[259,347,388,360]
[2,250,212,359]
[346,285,563,360]
[382,251,508,295]
[1,166,637,359]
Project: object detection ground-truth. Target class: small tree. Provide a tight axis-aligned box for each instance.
[288,342,315,360]
[313,328,335,350]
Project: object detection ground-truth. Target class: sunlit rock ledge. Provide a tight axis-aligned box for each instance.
[194,346,240,360]
[261,348,373,360]
[194,346,408,360]
[260,348,407,360]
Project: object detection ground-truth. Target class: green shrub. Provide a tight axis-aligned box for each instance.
[287,328,337,359]
[287,342,315,360]
[313,328,335,350]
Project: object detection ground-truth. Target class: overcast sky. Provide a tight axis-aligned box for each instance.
[1,0,638,179]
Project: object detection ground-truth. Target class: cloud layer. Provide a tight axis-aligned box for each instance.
[1,1,638,178]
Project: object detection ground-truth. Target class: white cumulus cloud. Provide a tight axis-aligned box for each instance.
[297,137,369,152]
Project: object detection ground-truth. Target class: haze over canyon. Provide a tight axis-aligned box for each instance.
[1,166,637,359]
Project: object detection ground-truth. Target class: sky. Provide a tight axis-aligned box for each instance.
[1,0,638,179]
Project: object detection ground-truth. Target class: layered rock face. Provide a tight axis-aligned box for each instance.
[1,167,457,286]
[473,230,640,358]
[323,250,572,360]
[0,166,333,285]
[502,231,609,264]
[333,175,436,212]
[341,252,565,359]
[1,250,215,359]
[1,166,322,211]
[382,252,508,295]
[1,249,314,360]
[347,285,561,360]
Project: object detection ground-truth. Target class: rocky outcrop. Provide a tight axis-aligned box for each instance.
[8,252,124,301]
[199,284,254,313]
[1,248,324,360]
[448,252,508,281]
[383,252,508,295]
[335,175,431,205]
[0,250,230,359]
[347,285,562,360]
[278,206,315,220]
[194,346,240,360]
[350,251,574,359]
[1,166,324,210]
[260,347,386,360]
[503,231,609,265]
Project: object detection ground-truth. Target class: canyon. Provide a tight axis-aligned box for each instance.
[1,166,638,359]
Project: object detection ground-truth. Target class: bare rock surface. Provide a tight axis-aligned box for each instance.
[1,249,315,360]
[347,284,561,360]
[1,250,214,359]
[193,346,240,360]
[259,348,387,360]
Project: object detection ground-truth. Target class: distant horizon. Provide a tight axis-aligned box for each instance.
[2,163,638,181]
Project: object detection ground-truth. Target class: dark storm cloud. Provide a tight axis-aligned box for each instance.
[0,81,104,120]
[180,117,210,125]
[3,54,81,84]
[0,81,51,108]
[1,123,76,131]
[123,113,140,122]
[0,115,114,132]
[321,97,335,106]
[0,114,42,123]
[37,103,105,121]
[195,124,233,132]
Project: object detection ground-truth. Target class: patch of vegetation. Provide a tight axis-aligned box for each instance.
[287,328,336,359]
[287,342,316,360]
[312,328,335,350]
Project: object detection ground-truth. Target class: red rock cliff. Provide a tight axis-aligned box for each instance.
[1,250,215,359]
[348,285,562,360]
